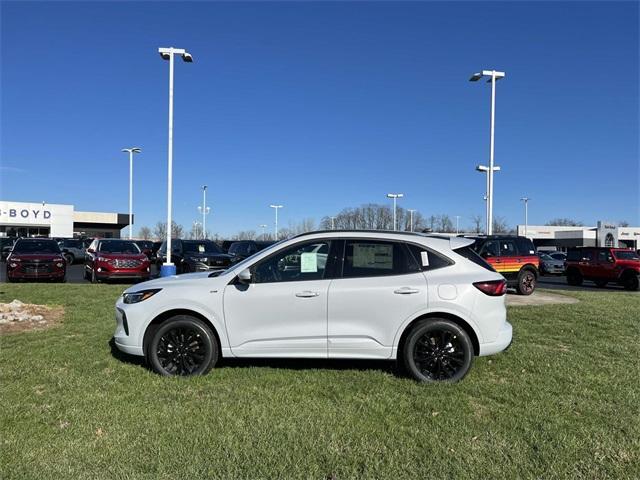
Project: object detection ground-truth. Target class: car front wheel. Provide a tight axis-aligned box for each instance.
[403,319,474,383]
[147,315,218,376]
[622,273,639,291]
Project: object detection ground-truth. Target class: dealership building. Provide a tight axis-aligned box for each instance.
[517,221,640,250]
[0,200,130,239]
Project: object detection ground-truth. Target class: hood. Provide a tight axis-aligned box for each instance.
[615,259,640,269]
[9,253,64,261]
[124,271,227,293]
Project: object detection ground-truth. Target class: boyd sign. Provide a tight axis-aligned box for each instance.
[0,207,52,220]
[0,201,75,237]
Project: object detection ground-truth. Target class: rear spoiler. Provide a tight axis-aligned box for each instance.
[449,236,475,250]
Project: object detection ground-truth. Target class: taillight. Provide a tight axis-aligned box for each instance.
[473,279,507,296]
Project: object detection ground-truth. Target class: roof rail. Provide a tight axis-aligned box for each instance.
[291,229,430,239]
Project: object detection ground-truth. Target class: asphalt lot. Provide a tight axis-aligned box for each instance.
[0,264,637,293]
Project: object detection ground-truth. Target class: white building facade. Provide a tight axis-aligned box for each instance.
[517,221,640,250]
[0,200,130,238]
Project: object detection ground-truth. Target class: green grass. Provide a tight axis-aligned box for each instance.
[1,284,639,479]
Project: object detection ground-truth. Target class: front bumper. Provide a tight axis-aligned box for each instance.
[478,321,513,356]
[7,268,65,280]
[113,305,144,356]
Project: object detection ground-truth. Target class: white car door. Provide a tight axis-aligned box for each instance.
[223,240,333,358]
[328,240,428,359]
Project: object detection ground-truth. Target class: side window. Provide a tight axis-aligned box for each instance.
[597,250,608,262]
[581,250,593,262]
[253,241,330,283]
[342,240,414,278]
[515,237,535,256]
[406,243,452,271]
[499,240,517,257]
[479,240,500,258]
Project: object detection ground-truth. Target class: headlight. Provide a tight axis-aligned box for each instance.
[123,288,162,304]
[97,256,112,262]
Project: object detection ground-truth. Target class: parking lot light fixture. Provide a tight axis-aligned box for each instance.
[470,69,505,235]
[520,197,530,237]
[455,215,460,235]
[270,205,283,239]
[475,164,501,235]
[198,185,210,239]
[121,147,141,240]
[158,46,193,277]
[386,193,404,231]
[407,209,416,232]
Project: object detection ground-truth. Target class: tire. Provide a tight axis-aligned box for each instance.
[594,279,607,288]
[567,269,583,286]
[516,268,537,295]
[622,273,639,291]
[91,269,98,284]
[64,253,74,265]
[147,315,218,376]
[403,318,474,383]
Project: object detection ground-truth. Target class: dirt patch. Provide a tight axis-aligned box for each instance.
[0,300,65,334]
[506,291,579,307]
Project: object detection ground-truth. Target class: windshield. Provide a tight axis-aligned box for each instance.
[613,250,640,261]
[183,241,222,254]
[99,240,141,254]
[540,254,552,260]
[13,240,61,254]
[136,241,153,249]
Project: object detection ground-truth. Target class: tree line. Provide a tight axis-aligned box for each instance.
[135,206,631,241]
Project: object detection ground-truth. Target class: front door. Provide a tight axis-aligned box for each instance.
[328,240,427,359]
[223,240,333,358]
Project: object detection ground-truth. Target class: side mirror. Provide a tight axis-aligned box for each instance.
[87,248,95,253]
[237,268,252,284]
[608,256,615,263]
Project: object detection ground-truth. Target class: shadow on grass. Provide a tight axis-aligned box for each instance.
[109,336,403,376]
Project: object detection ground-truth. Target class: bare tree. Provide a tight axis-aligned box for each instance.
[618,220,630,227]
[153,221,184,240]
[492,216,510,234]
[546,218,584,226]
[138,226,152,240]
[470,215,483,234]
[233,230,257,240]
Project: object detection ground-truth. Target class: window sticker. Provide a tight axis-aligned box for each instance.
[353,244,393,269]
[198,244,205,253]
[300,252,318,273]
[420,251,429,267]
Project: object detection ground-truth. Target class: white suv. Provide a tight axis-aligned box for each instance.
[114,231,512,382]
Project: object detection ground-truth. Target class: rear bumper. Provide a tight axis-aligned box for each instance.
[478,321,513,356]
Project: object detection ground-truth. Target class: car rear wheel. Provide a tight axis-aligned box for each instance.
[622,273,639,291]
[147,315,218,376]
[516,269,536,295]
[403,319,473,383]
[567,269,583,286]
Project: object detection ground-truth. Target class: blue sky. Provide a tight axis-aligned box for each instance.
[1,1,638,236]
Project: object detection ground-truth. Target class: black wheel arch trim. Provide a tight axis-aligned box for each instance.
[397,312,480,358]
[143,309,222,359]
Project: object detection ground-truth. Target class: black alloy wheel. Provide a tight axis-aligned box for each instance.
[623,273,639,291]
[404,319,473,383]
[566,269,583,286]
[148,316,218,376]
[594,279,608,288]
[516,269,536,295]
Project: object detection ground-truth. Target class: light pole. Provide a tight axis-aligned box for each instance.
[158,46,193,277]
[198,185,210,239]
[407,209,416,232]
[259,224,268,239]
[470,69,505,235]
[476,164,501,235]
[330,216,337,230]
[455,215,460,235]
[270,205,283,239]
[386,193,404,231]
[121,147,141,239]
[520,197,530,237]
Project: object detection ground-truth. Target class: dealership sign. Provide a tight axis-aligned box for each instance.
[0,207,52,220]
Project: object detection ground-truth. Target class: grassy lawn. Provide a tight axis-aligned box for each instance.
[1,284,639,479]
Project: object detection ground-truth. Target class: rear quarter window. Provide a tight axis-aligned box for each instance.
[406,244,453,271]
[455,246,496,272]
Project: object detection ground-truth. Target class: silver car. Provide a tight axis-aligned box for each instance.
[539,253,565,275]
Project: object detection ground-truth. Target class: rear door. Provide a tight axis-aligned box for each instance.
[327,239,427,359]
[596,249,617,280]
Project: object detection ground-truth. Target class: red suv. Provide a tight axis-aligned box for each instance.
[565,247,640,290]
[84,239,150,283]
[6,238,66,282]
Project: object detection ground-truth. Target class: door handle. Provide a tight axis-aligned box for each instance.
[394,287,420,295]
[295,291,320,298]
